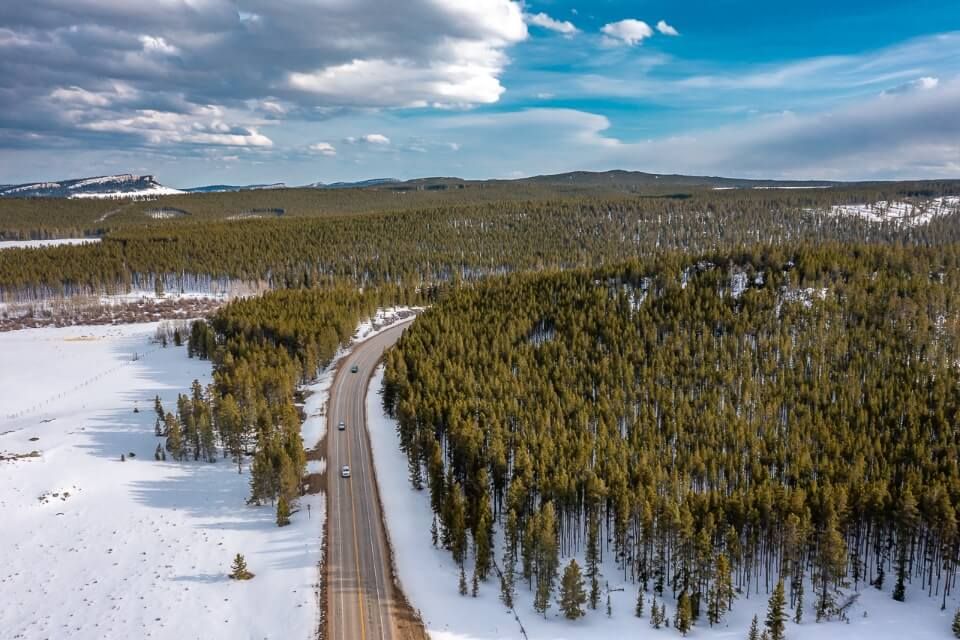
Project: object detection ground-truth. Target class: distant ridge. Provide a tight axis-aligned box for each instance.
[0,174,183,199]
[306,178,401,189]
[183,183,287,193]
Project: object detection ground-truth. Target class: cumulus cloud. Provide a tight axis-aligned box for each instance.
[308,142,336,156]
[0,0,527,153]
[345,134,391,145]
[601,19,654,46]
[656,20,679,36]
[525,12,578,36]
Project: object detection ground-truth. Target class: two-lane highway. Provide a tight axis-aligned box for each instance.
[326,320,419,640]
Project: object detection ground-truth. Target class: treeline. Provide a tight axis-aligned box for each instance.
[5,192,960,301]
[383,243,960,628]
[156,285,422,523]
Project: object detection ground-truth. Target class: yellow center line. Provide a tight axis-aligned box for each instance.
[345,356,368,640]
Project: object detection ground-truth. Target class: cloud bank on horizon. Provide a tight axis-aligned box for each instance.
[0,0,957,185]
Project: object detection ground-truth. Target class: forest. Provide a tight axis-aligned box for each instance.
[4,187,960,302]
[383,243,960,631]
[153,285,423,523]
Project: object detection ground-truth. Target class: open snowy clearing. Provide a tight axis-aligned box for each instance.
[366,366,960,639]
[827,197,959,227]
[0,238,100,251]
[0,323,323,640]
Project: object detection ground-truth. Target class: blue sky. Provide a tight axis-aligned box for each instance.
[0,1,957,186]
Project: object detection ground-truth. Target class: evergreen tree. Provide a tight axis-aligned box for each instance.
[458,566,468,596]
[276,494,291,527]
[635,587,645,618]
[748,615,760,640]
[952,608,960,638]
[675,590,693,635]
[765,580,786,640]
[650,594,662,629]
[559,559,587,620]
[586,508,601,610]
[164,412,183,461]
[793,580,803,624]
[229,553,253,580]
[606,593,612,618]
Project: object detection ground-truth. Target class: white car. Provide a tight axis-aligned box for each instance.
[338,420,345,431]
[341,465,351,478]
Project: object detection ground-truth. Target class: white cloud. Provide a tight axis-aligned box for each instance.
[78,106,273,148]
[345,134,391,145]
[916,76,940,90]
[138,35,178,56]
[601,19,654,46]
[656,20,679,36]
[308,142,337,156]
[525,12,578,36]
[364,133,390,145]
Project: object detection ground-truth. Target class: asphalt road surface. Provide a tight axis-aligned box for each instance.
[326,320,417,640]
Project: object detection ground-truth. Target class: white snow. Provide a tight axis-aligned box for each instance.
[827,197,960,227]
[0,238,100,251]
[0,323,323,640]
[353,306,423,342]
[70,186,185,199]
[366,366,960,639]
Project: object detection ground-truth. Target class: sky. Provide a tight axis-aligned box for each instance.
[0,1,957,187]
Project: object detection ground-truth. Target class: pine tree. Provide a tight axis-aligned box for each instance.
[154,395,164,422]
[952,608,960,638]
[164,412,183,461]
[229,553,253,580]
[747,615,760,640]
[894,487,919,602]
[635,587,645,618]
[606,593,612,618]
[558,559,587,620]
[675,590,692,636]
[793,580,803,624]
[651,594,662,628]
[766,580,786,640]
[276,494,291,527]
[534,502,559,618]
[458,566,468,596]
[586,508,601,610]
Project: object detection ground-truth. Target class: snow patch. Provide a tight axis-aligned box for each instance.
[0,238,100,251]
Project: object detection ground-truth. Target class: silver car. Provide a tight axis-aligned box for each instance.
[341,465,351,478]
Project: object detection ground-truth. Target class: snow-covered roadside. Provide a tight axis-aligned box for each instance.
[366,366,959,640]
[0,323,322,640]
[0,238,100,251]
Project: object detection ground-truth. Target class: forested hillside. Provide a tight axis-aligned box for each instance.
[383,244,960,627]
[4,190,960,302]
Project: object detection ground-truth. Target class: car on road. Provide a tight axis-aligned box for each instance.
[341,465,351,478]
[338,419,345,431]
[350,364,359,373]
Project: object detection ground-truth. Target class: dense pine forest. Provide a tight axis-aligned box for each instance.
[3,187,960,302]
[383,243,960,629]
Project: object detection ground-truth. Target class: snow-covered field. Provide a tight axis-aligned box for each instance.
[366,366,960,640]
[0,238,100,251]
[70,186,184,199]
[828,196,960,227]
[0,323,323,640]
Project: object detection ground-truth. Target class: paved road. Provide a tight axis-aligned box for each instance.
[326,321,415,640]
